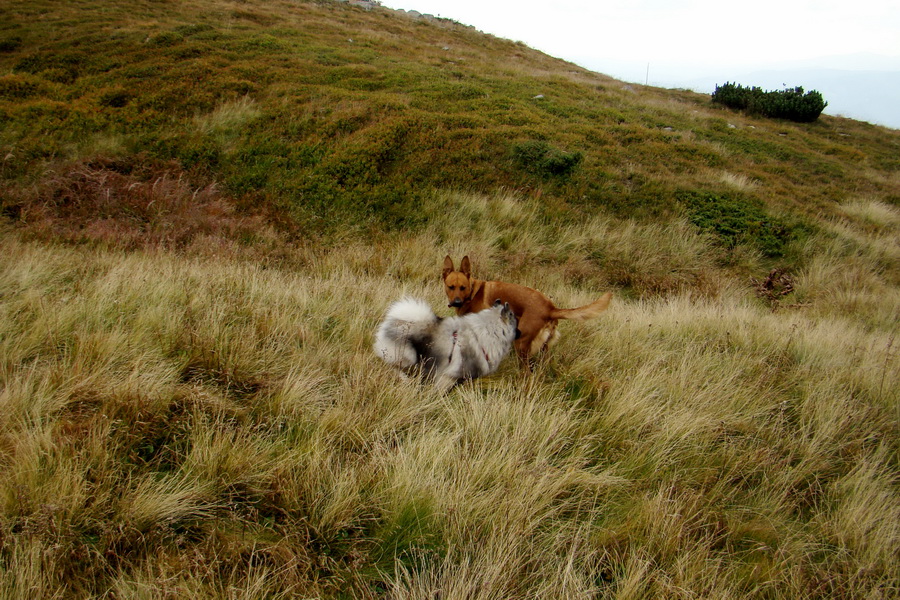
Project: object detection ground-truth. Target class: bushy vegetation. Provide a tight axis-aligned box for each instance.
[712,82,828,123]
[512,140,584,178]
[0,0,898,597]
[678,190,811,258]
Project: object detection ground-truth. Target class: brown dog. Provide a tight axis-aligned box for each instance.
[442,255,612,359]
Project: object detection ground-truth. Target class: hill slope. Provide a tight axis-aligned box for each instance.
[0,1,898,598]
[2,0,898,235]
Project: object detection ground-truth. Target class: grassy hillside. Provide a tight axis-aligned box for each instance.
[2,0,898,236]
[1,0,898,598]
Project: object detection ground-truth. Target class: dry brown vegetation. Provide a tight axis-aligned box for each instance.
[5,156,284,250]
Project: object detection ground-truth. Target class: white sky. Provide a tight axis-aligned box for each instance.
[379,0,900,79]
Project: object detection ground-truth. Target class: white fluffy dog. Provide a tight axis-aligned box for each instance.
[374,297,519,391]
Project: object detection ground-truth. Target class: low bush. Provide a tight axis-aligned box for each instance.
[511,140,583,178]
[98,88,131,108]
[0,36,23,53]
[678,190,810,257]
[0,73,42,99]
[712,82,827,123]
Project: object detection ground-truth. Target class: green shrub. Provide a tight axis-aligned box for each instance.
[0,74,41,99]
[0,36,23,53]
[98,88,131,108]
[147,31,184,47]
[678,191,807,257]
[512,140,583,178]
[241,34,287,52]
[14,52,84,83]
[712,82,827,123]
[174,24,216,37]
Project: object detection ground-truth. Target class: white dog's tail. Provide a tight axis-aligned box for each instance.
[373,298,440,369]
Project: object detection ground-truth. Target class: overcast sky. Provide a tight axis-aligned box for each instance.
[379,0,900,127]
[380,0,899,71]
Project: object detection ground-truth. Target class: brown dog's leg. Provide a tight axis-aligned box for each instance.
[514,338,531,360]
[513,334,537,371]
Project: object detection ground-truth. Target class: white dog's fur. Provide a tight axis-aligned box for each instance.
[374,297,518,392]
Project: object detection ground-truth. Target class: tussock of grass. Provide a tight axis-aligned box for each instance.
[192,95,262,145]
[839,198,900,230]
[716,170,760,191]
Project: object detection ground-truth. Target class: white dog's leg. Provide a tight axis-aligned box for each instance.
[433,373,457,393]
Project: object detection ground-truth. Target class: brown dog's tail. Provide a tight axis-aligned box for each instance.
[550,292,612,321]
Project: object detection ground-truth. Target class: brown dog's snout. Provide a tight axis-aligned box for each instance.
[449,298,464,308]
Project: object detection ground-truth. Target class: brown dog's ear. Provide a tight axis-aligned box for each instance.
[442,255,455,279]
[460,255,471,278]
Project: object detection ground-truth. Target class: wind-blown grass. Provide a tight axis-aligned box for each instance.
[0,0,897,596]
[1,209,896,597]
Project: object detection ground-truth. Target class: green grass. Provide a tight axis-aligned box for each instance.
[0,0,898,597]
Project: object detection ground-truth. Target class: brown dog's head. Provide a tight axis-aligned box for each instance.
[442,255,473,309]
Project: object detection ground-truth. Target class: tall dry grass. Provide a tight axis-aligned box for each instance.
[0,189,897,598]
